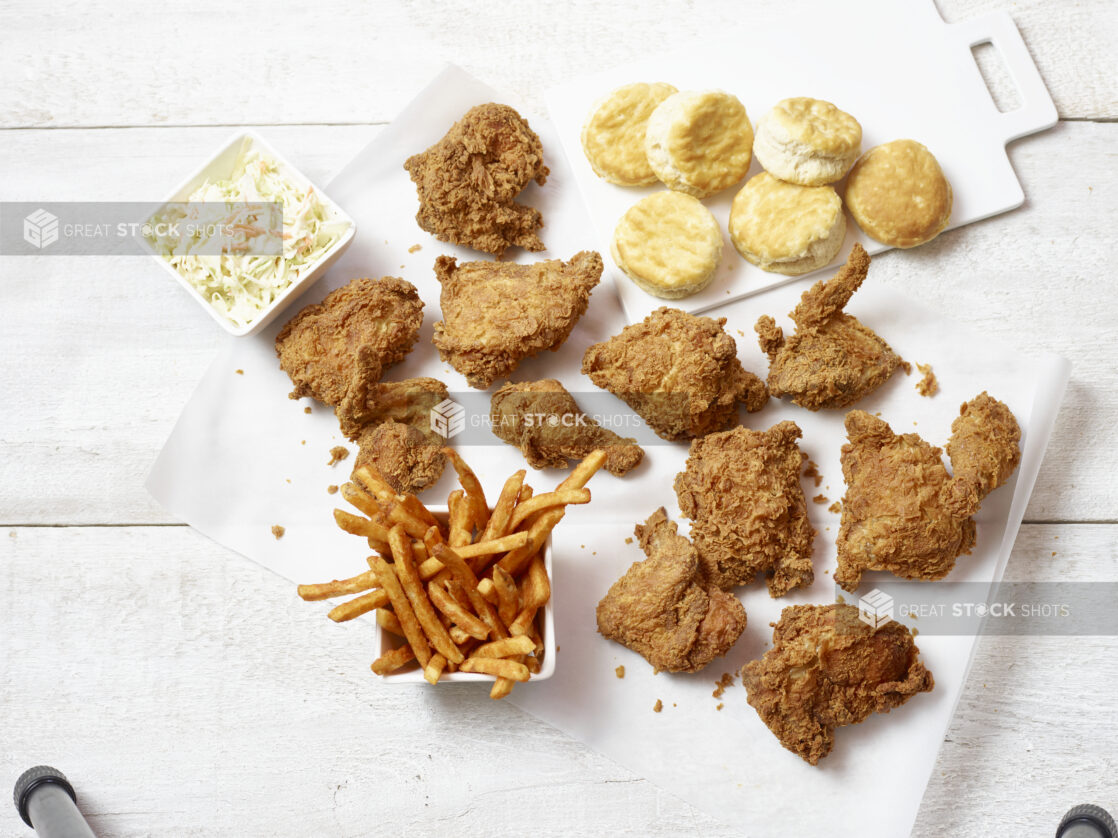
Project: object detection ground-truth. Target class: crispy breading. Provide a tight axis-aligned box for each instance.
[275,277,423,406]
[582,307,768,441]
[946,391,1022,499]
[352,420,446,496]
[433,252,602,389]
[755,244,904,410]
[674,422,815,595]
[741,603,934,765]
[404,103,549,256]
[597,508,746,673]
[490,379,643,475]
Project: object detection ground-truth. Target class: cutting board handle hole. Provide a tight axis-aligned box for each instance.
[971,41,1023,113]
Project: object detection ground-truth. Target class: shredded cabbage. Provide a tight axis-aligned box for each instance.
[149,139,349,329]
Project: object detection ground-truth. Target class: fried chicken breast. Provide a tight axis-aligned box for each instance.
[674,422,815,595]
[835,393,1021,591]
[404,103,549,257]
[490,379,643,475]
[582,307,768,441]
[755,243,904,410]
[742,603,934,765]
[275,277,423,406]
[597,508,747,673]
[432,252,602,389]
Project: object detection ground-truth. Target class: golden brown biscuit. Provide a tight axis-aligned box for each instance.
[753,97,862,186]
[729,173,845,275]
[611,191,722,299]
[645,90,754,198]
[845,140,953,248]
[581,82,678,186]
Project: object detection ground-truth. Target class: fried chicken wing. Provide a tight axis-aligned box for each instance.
[490,379,643,475]
[582,307,768,441]
[835,392,1021,591]
[755,244,904,410]
[433,251,602,389]
[674,422,815,595]
[275,277,423,406]
[404,103,549,256]
[741,603,934,765]
[597,508,747,673]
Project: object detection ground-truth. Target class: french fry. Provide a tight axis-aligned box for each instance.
[507,488,591,532]
[428,582,490,640]
[389,525,463,664]
[492,566,519,628]
[517,484,533,503]
[399,493,439,531]
[417,556,444,580]
[471,636,535,659]
[328,588,388,622]
[447,489,472,547]
[510,555,550,636]
[380,499,431,540]
[352,464,395,502]
[370,555,431,668]
[559,449,607,491]
[477,578,499,606]
[448,625,472,645]
[433,543,507,639]
[297,569,378,601]
[459,658,530,681]
[371,644,416,675]
[334,509,391,546]
[489,678,516,700]
[498,510,562,576]
[443,447,489,532]
[376,608,404,636]
[481,470,525,541]
[423,653,447,685]
[525,655,541,675]
[453,531,529,559]
[341,482,383,519]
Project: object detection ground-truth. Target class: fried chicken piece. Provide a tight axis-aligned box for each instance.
[404,103,548,256]
[674,422,815,595]
[582,307,768,441]
[741,603,934,765]
[353,421,446,495]
[755,244,904,410]
[596,508,747,673]
[275,277,423,406]
[835,392,1021,591]
[433,252,602,389]
[490,379,643,475]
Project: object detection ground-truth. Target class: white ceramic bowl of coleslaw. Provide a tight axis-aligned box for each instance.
[146,130,355,337]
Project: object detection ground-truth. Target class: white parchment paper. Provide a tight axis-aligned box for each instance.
[147,65,1069,836]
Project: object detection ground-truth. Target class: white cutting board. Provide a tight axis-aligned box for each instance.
[546,0,1057,323]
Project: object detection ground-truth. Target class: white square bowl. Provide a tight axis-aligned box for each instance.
[146,129,356,337]
[376,507,556,685]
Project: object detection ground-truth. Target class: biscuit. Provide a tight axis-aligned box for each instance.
[753,97,862,186]
[581,82,678,186]
[845,140,953,248]
[611,191,722,299]
[645,90,754,198]
[729,172,845,275]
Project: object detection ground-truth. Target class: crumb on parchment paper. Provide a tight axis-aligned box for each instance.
[713,672,735,699]
[235,369,244,375]
[828,501,842,514]
[716,703,724,711]
[408,244,422,253]
[813,494,828,505]
[615,665,625,679]
[327,485,339,495]
[803,460,822,487]
[653,699,663,713]
[900,360,913,375]
[916,363,939,397]
[271,525,285,540]
[624,537,633,545]
[328,446,349,466]
[304,406,312,414]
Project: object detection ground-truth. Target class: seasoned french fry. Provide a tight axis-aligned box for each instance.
[380,499,430,540]
[422,525,444,555]
[376,608,404,636]
[489,678,516,700]
[442,448,489,532]
[559,449,607,491]
[389,525,463,664]
[328,588,388,622]
[525,655,541,675]
[471,635,535,659]
[453,531,529,559]
[341,482,383,519]
[459,658,530,681]
[477,578,499,606]
[447,489,472,547]
[517,484,533,503]
[423,653,447,685]
[508,488,590,532]
[399,493,439,530]
[371,556,431,668]
[428,582,490,640]
[525,554,551,608]
[498,510,562,576]
[334,509,391,545]
[482,470,525,541]
[371,644,416,675]
[352,464,394,501]
[448,625,472,645]
[433,544,507,639]
[297,569,378,601]
[492,566,519,627]
[417,556,444,580]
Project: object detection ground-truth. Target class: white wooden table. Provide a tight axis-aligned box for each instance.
[2,1,1116,835]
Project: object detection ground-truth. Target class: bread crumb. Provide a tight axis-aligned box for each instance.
[653,699,663,713]
[736,329,744,337]
[304,406,312,414]
[408,244,422,253]
[235,369,244,375]
[592,551,597,555]
[716,703,724,711]
[1051,551,1056,556]
[900,360,913,375]
[285,478,291,484]
[327,485,339,495]
[615,665,625,679]
[812,493,828,505]
[301,440,306,446]
[556,645,560,653]
[915,363,939,397]
[828,501,842,514]
[271,525,285,539]
[327,446,350,466]
[624,537,633,545]
[803,460,822,487]
[712,672,735,698]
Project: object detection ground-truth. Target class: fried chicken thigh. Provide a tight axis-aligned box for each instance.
[741,603,934,765]
[597,508,747,673]
[404,103,549,256]
[755,244,904,410]
[582,307,768,441]
[674,422,816,595]
[490,379,643,475]
[433,252,602,389]
[835,392,1021,591]
[275,277,423,406]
